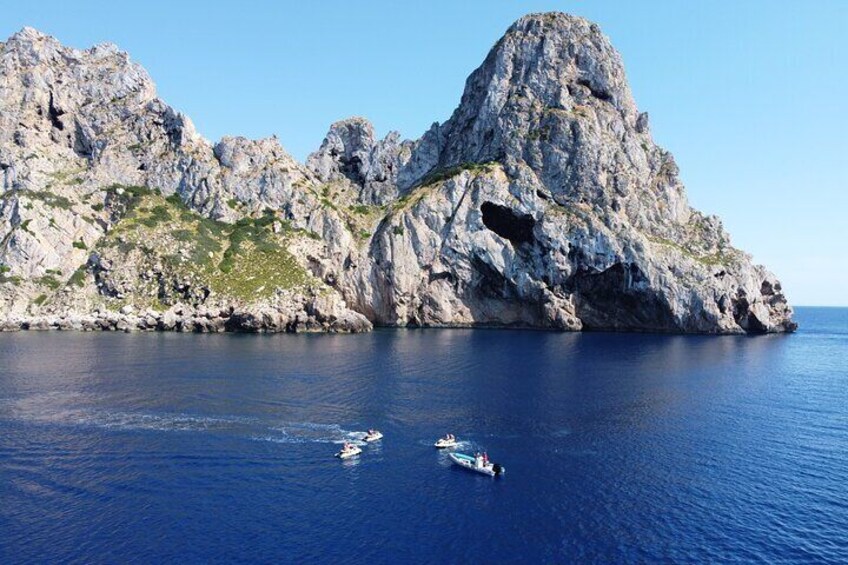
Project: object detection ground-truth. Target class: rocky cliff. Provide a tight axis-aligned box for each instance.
[0,14,796,333]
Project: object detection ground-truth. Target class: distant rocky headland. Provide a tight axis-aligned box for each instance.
[0,13,796,334]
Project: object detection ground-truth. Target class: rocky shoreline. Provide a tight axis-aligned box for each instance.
[0,301,372,333]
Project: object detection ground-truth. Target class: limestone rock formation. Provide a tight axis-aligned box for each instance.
[307,117,412,206]
[0,15,796,334]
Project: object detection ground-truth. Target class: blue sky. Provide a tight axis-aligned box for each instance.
[2,1,846,306]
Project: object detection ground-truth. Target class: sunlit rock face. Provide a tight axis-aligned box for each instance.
[0,15,795,333]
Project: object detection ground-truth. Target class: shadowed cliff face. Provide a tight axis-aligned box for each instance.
[0,14,795,334]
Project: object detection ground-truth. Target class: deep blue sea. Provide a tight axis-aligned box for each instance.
[1,307,846,563]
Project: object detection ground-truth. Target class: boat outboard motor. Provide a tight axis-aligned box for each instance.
[492,463,504,475]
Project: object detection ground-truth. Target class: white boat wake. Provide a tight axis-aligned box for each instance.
[253,421,367,446]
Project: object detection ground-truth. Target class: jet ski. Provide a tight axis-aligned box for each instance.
[363,430,383,442]
[449,452,505,477]
[434,435,458,448]
[335,443,362,459]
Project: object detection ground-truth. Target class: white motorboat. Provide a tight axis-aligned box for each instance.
[363,430,383,442]
[449,452,505,477]
[434,436,458,448]
[335,444,362,459]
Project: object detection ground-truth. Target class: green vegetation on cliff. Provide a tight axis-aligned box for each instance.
[97,191,314,303]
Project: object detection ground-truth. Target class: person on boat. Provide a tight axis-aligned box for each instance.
[483,452,489,465]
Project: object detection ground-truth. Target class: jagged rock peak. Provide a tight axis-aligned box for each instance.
[214,135,302,174]
[308,117,378,182]
[426,11,638,173]
[5,26,139,71]
[307,117,412,205]
[505,12,635,110]
[1,27,157,116]
[9,26,52,42]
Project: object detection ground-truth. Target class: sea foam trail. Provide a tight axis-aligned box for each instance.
[22,405,369,447]
[11,401,375,444]
[81,412,366,445]
[83,412,258,432]
[14,405,261,434]
[252,422,367,446]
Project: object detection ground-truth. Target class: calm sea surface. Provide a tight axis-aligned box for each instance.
[1,307,846,563]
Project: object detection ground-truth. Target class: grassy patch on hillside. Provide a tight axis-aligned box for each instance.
[647,236,738,268]
[416,161,500,189]
[388,161,502,215]
[37,275,61,290]
[67,265,87,287]
[48,168,83,179]
[24,190,74,210]
[0,264,21,286]
[98,192,315,302]
[349,204,371,215]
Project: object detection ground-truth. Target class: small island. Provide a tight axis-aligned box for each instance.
[0,14,795,334]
